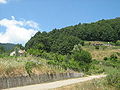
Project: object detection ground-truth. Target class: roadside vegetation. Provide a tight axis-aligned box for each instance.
[0,18,120,89]
[0,56,68,77]
[54,78,118,90]
[1,41,120,89]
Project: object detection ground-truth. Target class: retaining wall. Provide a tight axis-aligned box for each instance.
[0,73,83,89]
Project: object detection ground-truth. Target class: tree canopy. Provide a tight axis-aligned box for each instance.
[25,18,120,54]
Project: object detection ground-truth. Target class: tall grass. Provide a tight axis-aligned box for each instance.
[0,56,66,77]
[54,78,117,90]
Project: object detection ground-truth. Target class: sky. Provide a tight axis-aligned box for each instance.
[0,0,120,45]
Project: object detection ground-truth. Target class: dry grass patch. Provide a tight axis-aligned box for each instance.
[53,78,117,90]
[82,46,120,60]
[0,56,67,77]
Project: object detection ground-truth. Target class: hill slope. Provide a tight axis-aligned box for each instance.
[0,43,16,51]
[25,17,120,54]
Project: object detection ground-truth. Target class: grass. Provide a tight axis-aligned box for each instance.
[53,78,118,90]
[0,56,67,77]
[1,42,120,77]
[0,57,26,77]
[82,45,120,60]
[1,41,120,89]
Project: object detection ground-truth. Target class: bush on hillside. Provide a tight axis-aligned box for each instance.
[72,44,92,71]
[104,54,118,61]
[27,48,43,56]
[25,61,37,75]
[72,50,92,64]
[115,40,120,46]
[94,45,100,49]
[110,54,118,61]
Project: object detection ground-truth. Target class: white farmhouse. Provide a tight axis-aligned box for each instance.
[10,50,26,56]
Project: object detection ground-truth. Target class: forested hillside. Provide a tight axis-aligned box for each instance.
[0,43,16,51]
[25,17,120,54]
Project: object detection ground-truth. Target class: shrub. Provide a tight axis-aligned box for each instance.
[91,59,100,64]
[103,54,118,61]
[27,48,43,56]
[47,60,56,65]
[87,60,105,74]
[80,40,85,46]
[88,64,104,74]
[110,54,118,61]
[73,50,92,64]
[0,54,5,58]
[115,40,120,46]
[68,58,80,71]
[116,52,120,56]
[41,52,54,60]
[94,45,100,49]
[103,57,108,61]
[72,50,92,72]
[25,61,37,75]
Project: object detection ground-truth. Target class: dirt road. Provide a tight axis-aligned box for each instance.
[4,74,106,90]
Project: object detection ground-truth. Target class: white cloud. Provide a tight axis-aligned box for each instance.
[0,0,8,4]
[0,16,38,45]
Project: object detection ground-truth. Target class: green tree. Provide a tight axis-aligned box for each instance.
[25,17,120,54]
[0,46,5,54]
[72,44,92,71]
[116,40,120,46]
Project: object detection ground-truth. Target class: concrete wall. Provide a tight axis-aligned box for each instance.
[0,73,83,89]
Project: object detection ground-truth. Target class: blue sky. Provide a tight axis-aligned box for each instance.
[0,0,120,44]
[1,0,120,31]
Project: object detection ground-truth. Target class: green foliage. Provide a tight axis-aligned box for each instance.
[50,35,81,54]
[24,17,120,78]
[0,43,24,58]
[0,46,5,54]
[25,32,52,52]
[80,40,85,46]
[27,48,43,56]
[0,54,5,58]
[115,40,120,46]
[0,43,16,51]
[71,44,92,71]
[88,64,104,74]
[88,60,105,74]
[116,52,120,56]
[25,61,37,75]
[109,42,116,46]
[67,58,80,71]
[103,55,120,70]
[15,44,24,50]
[110,54,118,61]
[26,18,120,54]
[103,57,108,61]
[72,44,82,51]
[104,54,118,62]
[102,55,120,89]
[106,69,120,88]
[46,53,79,71]
[94,45,100,49]
[43,46,92,72]
[72,49,92,64]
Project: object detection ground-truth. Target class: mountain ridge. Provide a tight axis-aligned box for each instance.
[25,17,120,54]
[0,43,16,51]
